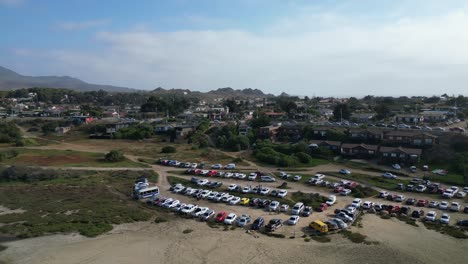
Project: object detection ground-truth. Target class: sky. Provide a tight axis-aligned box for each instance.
[1,0,468,97]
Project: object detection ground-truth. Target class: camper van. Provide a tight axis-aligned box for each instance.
[309,220,328,233]
[134,186,159,199]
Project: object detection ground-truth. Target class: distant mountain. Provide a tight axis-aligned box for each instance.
[0,66,137,92]
[150,86,273,100]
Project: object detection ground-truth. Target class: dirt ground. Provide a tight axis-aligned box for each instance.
[15,154,95,166]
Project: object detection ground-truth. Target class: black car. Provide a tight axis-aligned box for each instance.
[251,217,265,230]
[270,190,278,197]
[400,206,412,215]
[301,206,313,217]
[406,198,416,205]
[265,219,283,232]
[249,198,260,206]
[411,209,424,218]
[464,206,468,214]
[457,219,468,226]
[259,199,271,208]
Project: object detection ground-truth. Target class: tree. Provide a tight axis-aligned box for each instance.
[374,104,391,120]
[333,104,351,121]
[104,150,125,162]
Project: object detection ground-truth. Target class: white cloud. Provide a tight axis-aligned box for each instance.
[55,19,110,31]
[0,0,23,7]
[44,9,468,96]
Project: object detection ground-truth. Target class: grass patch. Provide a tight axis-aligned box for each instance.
[380,214,391,220]
[291,191,327,208]
[352,214,364,228]
[276,181,290,189]
[340,230,369,244]
[0,169,158,238]
[206,219,220,229]
[182,229,193,234]
[0,148,149,168]
[310,235,331,243]
[259,230,286,238]
[422,221,468,239]
[397,215,418,227]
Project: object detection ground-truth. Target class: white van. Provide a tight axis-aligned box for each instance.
[291,202,305,215]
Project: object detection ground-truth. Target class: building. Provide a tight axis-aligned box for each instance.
[258,125,280,140]
[154,124,175,134]
[277,123,303,141]
[105,122,132,134]
[308,140,342,153]
[348,129,383,143]
[394,114,424,124]
[340,143,378,158]
[350,113,375,123]
[378,146,422,165]
[420,111,447,122]
[238,125,251,136]
[383,131,437,146]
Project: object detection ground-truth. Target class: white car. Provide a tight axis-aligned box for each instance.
[291,202,305,215]
[339,169,351,175]
[382,172,397,179]
[207,191,218,200]
[224,172,234,178]
[242,186,251,193]
[161,198,174,207]
[340,189,352,196]
[416,185,427,192]
[200,209,215,221]
[313,174,326,180]
[443,189,454,198]
[181,204,198,214]
[260,187,270,195]
[428,201,440,208]
[362,201,374,209]
[214,192,228,202]
[395,195,405,202]
[200,189,211,198]
[336,212,353,223]
[293,175,302,181]
[325,195,336,206]
[192,207,209,217]
[227,184,238,191]
[224,164,236,169]
[439,201,449,210]
[392,164,401,170]
[425,211,437,221]
[277,189,288,198]
[237,173,247,180]
[229,196,241,205]
[167,200,180,209]
[248,173,257,181]
[224,213,237,225]
[236,215,251,227]
[330,218,348,229]
[449,202,460,212]
[172,203,186,212]
[197,179,209,186]
[351,198,362,208]
[280,204,289,212]
[269,201,280,211]
[221,195,234,203]
[211,164,222,169]
[379,191,389,198]
[287,215,300,225]
[456,191,466,198]
[439,213,450,224]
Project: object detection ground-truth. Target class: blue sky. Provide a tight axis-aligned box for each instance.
[2,0,468,96]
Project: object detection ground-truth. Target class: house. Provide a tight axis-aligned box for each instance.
[238,125,251,136]
[292,113,312,121]
[175,125,197,138]
[264,111,286,120]
[154,124,174,134]
[394,114,424,124]
[278,123,303,141]
[312,127,329,138]
[318,108,334,118]
[308,140,341,153]
[350,113,375,123]
[383,131,437,146]
[340,143,378,158]
[258,125,280,140]
[378,146,422,165]
[420,111,447,122]
[106,122,132,134]
[348,129,383,143]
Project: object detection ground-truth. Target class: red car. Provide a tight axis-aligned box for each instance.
[417,199,428,207]
[346,182,358,189]
[193,169,202,175]
[334,186,344,193]
[207,170,218,177]
[386,205,400,214]
[316,203,329,212]
[449,127,465,132]
[386,194,397,201]
[215,211,227,223]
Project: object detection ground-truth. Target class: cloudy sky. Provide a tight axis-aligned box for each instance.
[1,0,468,96]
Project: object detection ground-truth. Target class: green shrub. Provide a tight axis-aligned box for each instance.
[105,150,125,162]
[161,146,177,153]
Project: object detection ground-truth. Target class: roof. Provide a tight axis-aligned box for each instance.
[341,143,378,150]
[309,140,341,147]
[379,146,422,155]
[349,129,382,135]
[385,131,437,138]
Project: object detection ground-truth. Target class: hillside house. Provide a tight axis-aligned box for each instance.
[378,146,422,165]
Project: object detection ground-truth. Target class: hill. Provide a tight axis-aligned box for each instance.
[0,66,137,92]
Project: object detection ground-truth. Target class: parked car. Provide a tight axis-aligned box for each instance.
[449,202,460,212]
[382,172,397,179]
[456,219,468,227]
[325,195,336,206]
[411,209,425,218]
[340,189,352,196]
[293,175,302,181]
[224,164,236,169]
[316,203,329,212]
[280,204,289,212]
[416,185,427,192]
[439,213,450,224]
[406,198,416,205]
[250,217,264,230]
[265,219,283,232]
[439,201,449,210]
[456,192,466,198]
[211,164,222,169]
[336,212,353,223]
[227,184,238,191]
[301,206,313,217]
[351,198,362,208]
[229,196,241,205]
[260,175,276,182]
[362,201,374,210]
[259,187,271,195]
[339,169,351,175]
[291,202,305,215]
[215,211,227,223]
[379,191,389,198]
[248,173,257,181]
[395,195,405,202]
[200,209,215,221]
[330,218,348,229]
[287,215,300,225]
[464,206,468,214]
[236,215,251,227]
[269,201,280,211]
[239,197,250,205]
[224,213,237,225]
[428,201,440,208]
[425,211,437,221]
[277,189,288,198]
[417,199,428,207]
[392,164,401,170]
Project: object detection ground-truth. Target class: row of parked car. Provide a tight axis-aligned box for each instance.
[159,159,238,170]
[185,169,276,182]
[395,179,468,199]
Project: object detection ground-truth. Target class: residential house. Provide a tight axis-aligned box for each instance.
[318,108,334,118]
[340,143,378,158]
[378,146,422,165]
[238,125,251,136]
[175,124,197,138]
[258,125,280,140]
[264,111,286,120]
[106,122,132,134]
[420,111,447,122]
[308,140,342,153]
[394,114,424,124]
[278,123,303,141]
[383,131,437,146]
[348,129,383,143]
[154,124,175,134]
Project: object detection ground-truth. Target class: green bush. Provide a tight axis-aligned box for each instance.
[161,146,176,153]
[294,152,312,163]
[105,150,125,162]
